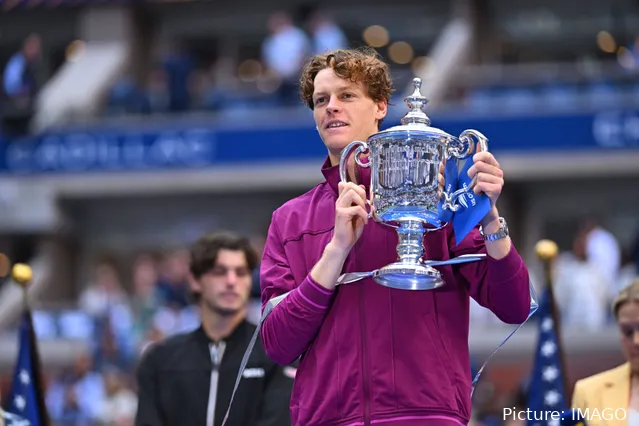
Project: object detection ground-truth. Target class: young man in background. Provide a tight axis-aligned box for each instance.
[135,231,293,426]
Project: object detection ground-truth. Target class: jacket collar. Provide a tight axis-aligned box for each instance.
[194,318,249,347]
[321,155,371,195]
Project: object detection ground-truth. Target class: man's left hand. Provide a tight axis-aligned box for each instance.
[467,150,504,226]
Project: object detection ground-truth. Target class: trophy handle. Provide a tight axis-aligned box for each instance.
[339,141,374,218]
[442,130,489,212]
[339,141,370,183]
[447,129,488,161]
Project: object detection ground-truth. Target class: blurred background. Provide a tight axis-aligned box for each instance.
[0,0,638,425]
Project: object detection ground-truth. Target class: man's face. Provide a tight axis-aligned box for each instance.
[617,302,639,372]
[312,67,387,164]
[191,249,252,317]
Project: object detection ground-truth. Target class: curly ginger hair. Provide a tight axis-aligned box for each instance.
[299,47,395,129]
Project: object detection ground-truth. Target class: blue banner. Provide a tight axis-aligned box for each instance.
[1,109,638,175]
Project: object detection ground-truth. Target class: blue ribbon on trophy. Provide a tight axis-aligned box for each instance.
[436,157,458,224]
[437,148,493,243]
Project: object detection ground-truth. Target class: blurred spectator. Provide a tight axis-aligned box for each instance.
[129,253,162,344]
[157,41,194,113]
[79,258,135,364]
[97,368,137,426]
[79,258,128,319]
[580,218,622,300]
[144,248,200,339]
[553,228,609,330]
[262,11,311,105]
[306,10,348,55]
[196,57,241,112]
[156,248,190,309]
[46,353,105,425]
[1,33,43,137]
[104,75,150,116]
[145,68,170,114]
[93,317,134,372]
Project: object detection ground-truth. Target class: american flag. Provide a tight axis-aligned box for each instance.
[4,310,49,426]
[526,287,568,426]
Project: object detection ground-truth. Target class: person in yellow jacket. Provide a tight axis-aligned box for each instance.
[571,278,639,426]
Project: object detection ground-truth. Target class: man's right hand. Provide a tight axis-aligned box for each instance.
[332,181,369,253]
[310,181,370,291]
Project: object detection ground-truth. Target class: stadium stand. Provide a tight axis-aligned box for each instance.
[0,0,638,424]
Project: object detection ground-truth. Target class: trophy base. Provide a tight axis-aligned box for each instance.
[373,263,444,290]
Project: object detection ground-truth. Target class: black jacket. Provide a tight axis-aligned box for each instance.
[134,320,293,426]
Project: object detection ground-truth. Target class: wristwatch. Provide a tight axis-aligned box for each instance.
[479,217,509,242]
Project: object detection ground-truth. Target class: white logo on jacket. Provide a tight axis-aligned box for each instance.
[242,368,265,378]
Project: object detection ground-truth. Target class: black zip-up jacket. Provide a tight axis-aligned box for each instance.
[134,320,293,426]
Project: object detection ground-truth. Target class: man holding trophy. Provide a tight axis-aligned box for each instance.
[259,47,532,426]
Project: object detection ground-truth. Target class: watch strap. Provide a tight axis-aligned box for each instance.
[479,217,509,241]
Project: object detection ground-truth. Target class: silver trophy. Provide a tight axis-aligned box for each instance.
[339,77,489,291]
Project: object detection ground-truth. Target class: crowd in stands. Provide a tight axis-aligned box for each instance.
[2,9,638,138]
[103,9,349,118]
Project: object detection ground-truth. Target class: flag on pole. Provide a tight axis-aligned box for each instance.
[4,309,50,426]
[526,287,569,426]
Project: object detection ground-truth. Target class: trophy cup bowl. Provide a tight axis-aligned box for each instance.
[339,77,489,290]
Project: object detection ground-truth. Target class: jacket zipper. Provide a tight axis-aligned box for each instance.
[357,245,371,426]
[206,341,226,426]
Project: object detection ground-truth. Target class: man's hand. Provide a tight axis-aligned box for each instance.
[467,151,504,207]
[467,146,504,226]
[331,181,369,253]
[310,181,370,291]
[465,144,511,258]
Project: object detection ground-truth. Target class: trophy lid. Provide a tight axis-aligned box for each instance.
[401,77,432,127]
[375,77,452,138]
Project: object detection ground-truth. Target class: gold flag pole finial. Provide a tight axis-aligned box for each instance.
[535,239,559,262]
[535,239,559,289]
[12,263,33,287]
[12,263,33,309]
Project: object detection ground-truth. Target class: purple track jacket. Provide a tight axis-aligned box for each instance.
[260,157,531,426]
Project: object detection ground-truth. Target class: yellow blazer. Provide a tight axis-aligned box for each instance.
[571,362,630,426]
